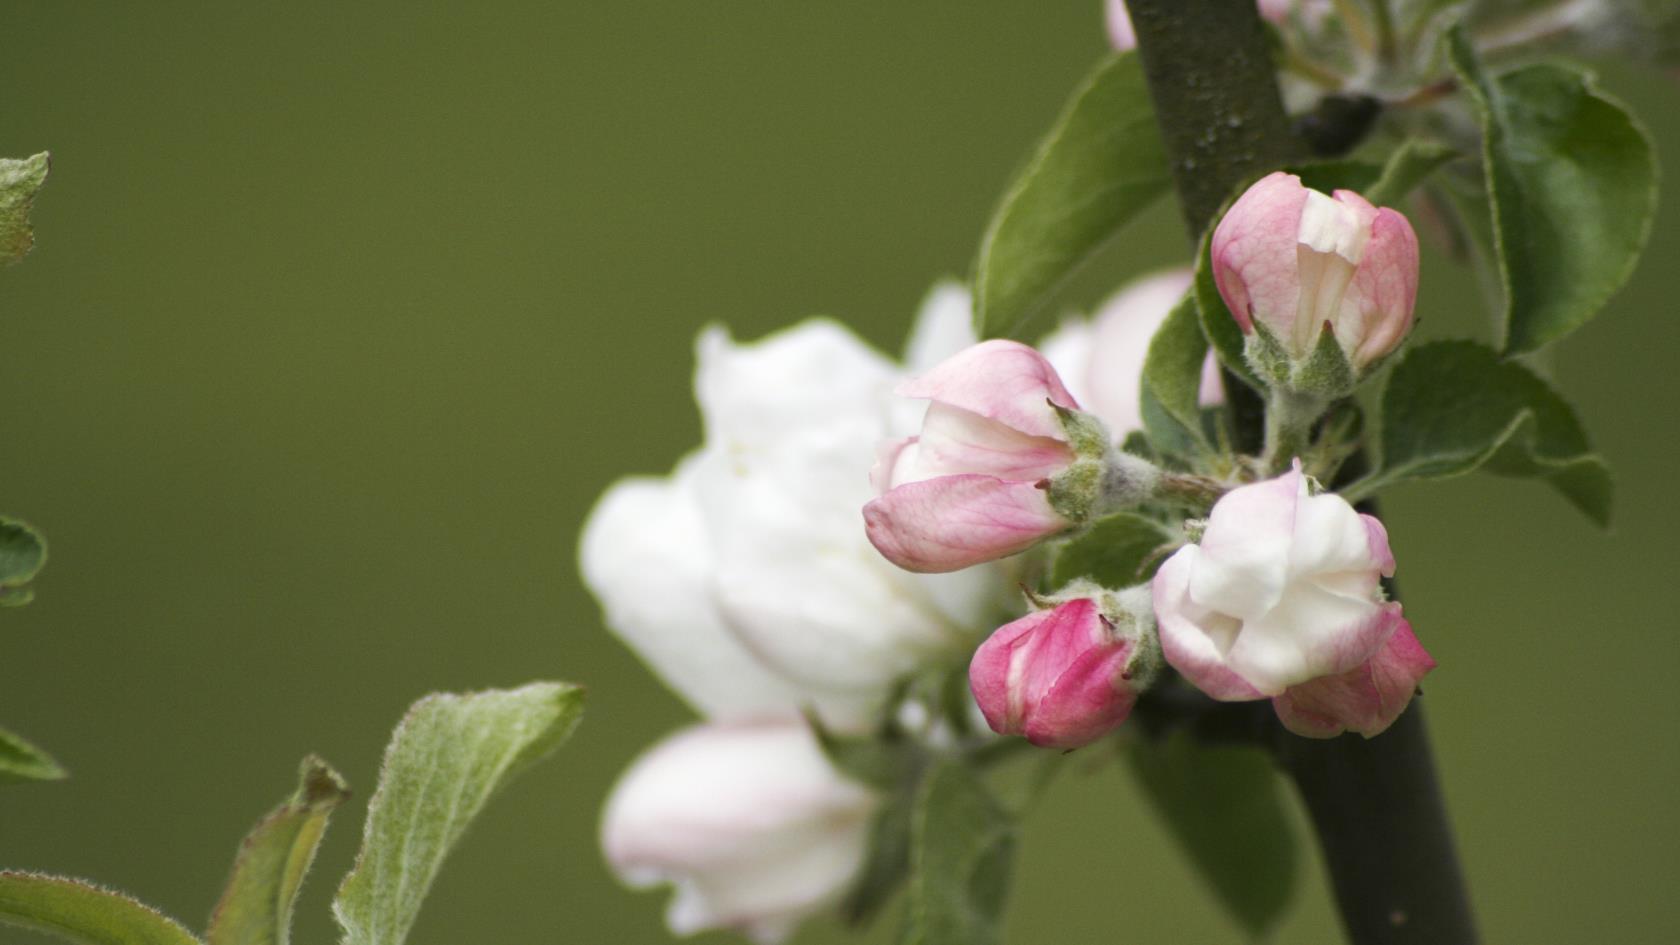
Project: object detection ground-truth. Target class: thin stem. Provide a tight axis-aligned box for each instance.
[1127,3,1478,943]
[1263,389,1326,474]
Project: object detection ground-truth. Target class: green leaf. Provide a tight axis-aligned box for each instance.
[207,756,350,945]
[841,762,924,928]
[1364,138,1460,207]
[1447,26,1658,354]
[1358,340,1611,525]
[0,872,202,945]
[332,681,585,945]
[897,760,1016,945]
[0,152,50,267]
[0,725,67,783]
[1048,512,1174,590]
[1290,159,1382,196]
[972,52,1169,337]
[1140,293,1213,456]
[0,517,47,607]
[1126,733,1297,940]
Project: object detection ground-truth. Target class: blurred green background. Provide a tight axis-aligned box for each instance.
[1,4,1676,943]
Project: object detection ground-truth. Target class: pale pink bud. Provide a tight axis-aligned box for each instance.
[864,340,1085,573]
[1272,620,1435,738]
[602,718,877,945]
[969,590,1157,749]
[1152,460,1405,700]
[1211,172,1419,378]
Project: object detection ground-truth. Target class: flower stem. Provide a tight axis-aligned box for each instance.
[1126,3,1478,942]
[1263,389,1325,474]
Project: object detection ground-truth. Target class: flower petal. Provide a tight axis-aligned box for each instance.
[1153,547,1269,701]
[1211,171,1310,335]
[1188,463,1303,620]
[1272,619,1435,738]
[896,339,1079,440]
[863,474,1066,573]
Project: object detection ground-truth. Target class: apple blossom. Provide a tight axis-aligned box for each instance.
[1272,620,1435,738]
[864,340,1159,574]
[602,718,877,945]
[1040,268,1221,438]
[580,287,1004,727]
[1152,461,1408,701]
[1211,171,1419,395]
[969,585,1160,749]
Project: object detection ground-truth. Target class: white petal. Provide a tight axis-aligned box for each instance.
[579,462,804,717]
[903,281,979,374]
[1189,468,1303,620]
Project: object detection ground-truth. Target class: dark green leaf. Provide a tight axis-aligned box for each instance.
[841,762,924,928]
[1126,733,1297,940]
[0,153,49,267]
[0,725,66,783]
[1447,26,1658,354]
[0,872,201,945]
[208,756,350,945]
[972,53,1169,337]
[332,681,584,945]
[1140,293,1212,456]
[1048,512,1174,590]
[0,517,47,607]
[1359,339,1611,525]
[897,760,1016,945]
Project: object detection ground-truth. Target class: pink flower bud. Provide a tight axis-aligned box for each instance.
[1152,460,1405,700]
[1211,172,1419,381]
[863,340,1086,573]
[1272,620,1435,738]
[969,590,1158,749]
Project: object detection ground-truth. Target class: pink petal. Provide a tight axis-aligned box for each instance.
[1272,619,1435,738]
[896,340,1079,441]
[1189,461,1303,620]
[1344,207,1420,367]
[1211,172,1310,336]
[1022,633,1137,748]
[969,608,1050,734]
[862,474,1066,573]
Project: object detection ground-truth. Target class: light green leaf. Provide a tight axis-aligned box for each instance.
[1447,26,1658,355]
[897,760,1015,945]
[0,152,50,267]
[0,517,47,607]
[332,681,584,945]
[1140,293,1212,457]
[1126,733,1297,940]
[1357,340,1611,525]
[0,872,202,945]
[972,52,1169,337]
[0,725,66,783]
[1048,512,1174,590]
[207,756,350,945]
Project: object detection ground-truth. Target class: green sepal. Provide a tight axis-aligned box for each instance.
[1293,319,1356,399]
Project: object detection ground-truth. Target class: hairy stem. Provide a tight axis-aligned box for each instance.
[1126,2,1478,942]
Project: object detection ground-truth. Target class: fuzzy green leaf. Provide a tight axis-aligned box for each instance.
[972,52,1169,337]
[897,760,1016,945]
[332,681,584,945]
[0,872,202,945]
[1049,512,1174,590]
[1448,26,1658,354]
[208,756,350,945]
[1126,733,1297,940]
[1140,293,1213,457]
[0,153,50,267]
[1364,138,1460,207]
[0,517,47,607]
[1359,340,1611,525]
[0,725,66,783]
